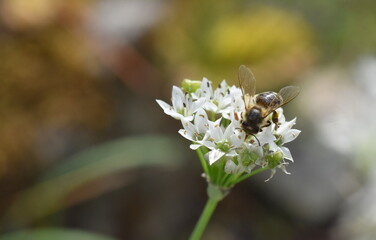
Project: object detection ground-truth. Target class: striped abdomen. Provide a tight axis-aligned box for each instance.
[255,91,282,109]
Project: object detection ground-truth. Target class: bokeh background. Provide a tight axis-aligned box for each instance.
[0,0,376,239]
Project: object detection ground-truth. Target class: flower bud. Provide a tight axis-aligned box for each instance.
[216,140,231,152]
[240,150,259,166]
[181,79,201,93]
[266,151,284,169]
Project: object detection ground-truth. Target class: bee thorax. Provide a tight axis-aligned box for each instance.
[247,108,262,123]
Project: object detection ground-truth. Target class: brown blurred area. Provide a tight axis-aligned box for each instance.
[0,0,376,240]
[0,0,112,209]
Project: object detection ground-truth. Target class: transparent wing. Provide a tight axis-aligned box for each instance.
[279,86,300,105]
[238,65,256,110]
[238,65,256,97]
[261,86,300,118]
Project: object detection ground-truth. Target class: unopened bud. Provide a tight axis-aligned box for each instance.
[181,79,201,93]
[240,151,259,166]
[266,151,283,169]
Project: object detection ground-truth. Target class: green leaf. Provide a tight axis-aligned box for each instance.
[2,134,185,227]
[0,228,117,240]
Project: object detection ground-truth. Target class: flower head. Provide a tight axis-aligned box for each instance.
[156,76,300,186]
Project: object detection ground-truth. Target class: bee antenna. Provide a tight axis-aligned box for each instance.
[251,134,261,146]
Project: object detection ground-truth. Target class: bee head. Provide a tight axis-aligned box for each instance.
[241,120,259,134]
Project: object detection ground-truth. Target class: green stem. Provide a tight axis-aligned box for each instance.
[233,167,269,185]
[196,148,209,177]
[223,172,242,188]
[214,160,225,185]
[220,173,231,186]
[189,197,219,240]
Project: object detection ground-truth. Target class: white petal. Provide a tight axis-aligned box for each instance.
[194,108,209,133]
[178,129,194,141]
[203,102,218,112]
[208,119,223,141]
[280,146,293,162]
[231,95,245,112]
[223,121,235,139]
[283,129,301,144]
[224,160,237,174]
[219,97,231,108]
[276,108,285,123]
[201,140,216,150]
[221,111,231,120]
[247,144,263,157]
[181,119,196,135]
[277,117,297,135]
[177,115,193,122]
[230,131,244,148]
[171,86,185,110]
[269,142,279,152]
[190,98,206,114]
[156,100,184,120]
[257,126,276,145]
[227,150,238,157]
[201,77,213,98]
[219,80,228,89]
[190,144,202,150]
[208,149,225,165]
[156,99,172,112]
[191,92,200,99]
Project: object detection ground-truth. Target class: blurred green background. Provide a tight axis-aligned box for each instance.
[0,0,376,239]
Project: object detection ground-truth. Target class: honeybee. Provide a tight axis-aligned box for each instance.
[238,65,300,143]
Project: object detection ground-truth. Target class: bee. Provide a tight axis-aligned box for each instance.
[238,65,300,144]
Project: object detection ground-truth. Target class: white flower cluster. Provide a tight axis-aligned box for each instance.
[156,78,300,180]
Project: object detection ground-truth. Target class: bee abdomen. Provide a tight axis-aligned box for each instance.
[256,91,282,108]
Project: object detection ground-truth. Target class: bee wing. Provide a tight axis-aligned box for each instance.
[238,65,256,110]
[279,86,301,105]
[261,86,300,118]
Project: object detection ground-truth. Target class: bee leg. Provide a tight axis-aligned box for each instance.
[272,111,280,130]
[262,120,272,128]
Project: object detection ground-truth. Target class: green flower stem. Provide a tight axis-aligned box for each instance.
[214,161,225,185]
[223,172,242,187]
[220,173,231,186]
[233,167,269,185]
[189,196,219,240]
[196,148,209,177]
